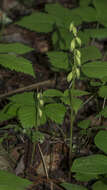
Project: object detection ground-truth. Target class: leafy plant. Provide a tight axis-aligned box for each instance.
[1,1,107,189]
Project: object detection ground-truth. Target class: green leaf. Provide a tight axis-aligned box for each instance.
[72,7,97,22]
[98,86,107,98]
[84,28,107,39]
[92,181,107,190]
[45,103,66,124]
[0,43,33,54]
[64,89,90,97]
[0,54,35,77]
[18,105,36,128]
[78,31,90,45]
[45,3,82,28]
[93,0,107,27]
[9,92,35,106]
[81,46,102,63]
[71,154,107,175]
[82,61,107,79]
[78,119,91,129]
[16,12,56,33]
[47,51,70,70]
[61,182,88,190]
[74,173,97,182]
[94,131,107,154]
[0,170,32,190]
[43,89,63,97]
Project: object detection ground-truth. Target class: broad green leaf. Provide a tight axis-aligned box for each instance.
[43,89,63,97]
[45,103,66,124]
[74,173,97,182]
[90,81,102,87]
[81,46,102,63]
[64,89,90,97]
[0,170,32,190]
[47,51,70,70]
[94,131,107,154]
[72,7,97,22]
[78,31,90,45]
[98,86,107,98]
[78,119,91,129]
[82,61,107,79]
[18,105,36,128]
[16,12,56,33]
[93,0,107,27]
[0,54,35,77]
[0,43,33,54]
[84,28,107,39]
[92,181,107,190]
[61,182,87,190]
[45,3,82,28]
[72,98,83,114]
[71,154,107,175]
[9,92,35,106]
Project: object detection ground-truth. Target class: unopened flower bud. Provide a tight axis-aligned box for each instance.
[38,108,42,118]
[69,22,74,32]
[76,68,80,79]
[37,92,42,99]
[39,99,44,106]
[76,37,81,46]
[73,27,77,36]
[67,72,73,82]
[76,56,81,66]
[75,49,81,58]
[70,39,76,51]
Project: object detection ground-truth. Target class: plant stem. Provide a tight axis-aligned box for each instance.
[68,78,75,180]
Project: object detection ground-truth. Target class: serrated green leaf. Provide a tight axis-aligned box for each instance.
[16,12,56,33]
[9,92,35,106]
[82,61,107,79]
[45,103,66,124]
[71,154,107,175]
[81,46,102,63]
[47,51,70,70]
[0,43,33,54]
[0,170,32,190]
[92,181,107,190]
[64,89,90,97]
[18,105,36,128]
[43,89,63,97]
[98,86,107,98]
[0,54,35,77]
[94,131,107,154]
[61,182,87,190]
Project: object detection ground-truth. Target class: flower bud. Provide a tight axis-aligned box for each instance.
[37,92,42,99]
[75,56,81,66]
[76,68,80,79]
[39,99,44,106]
[76,37,81,46]
[38,108,42,118]
[70,39,76,51]
[75,49,81,58]
[67,72,73,82]
[69,22,74,32]
[73,27,77,36]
